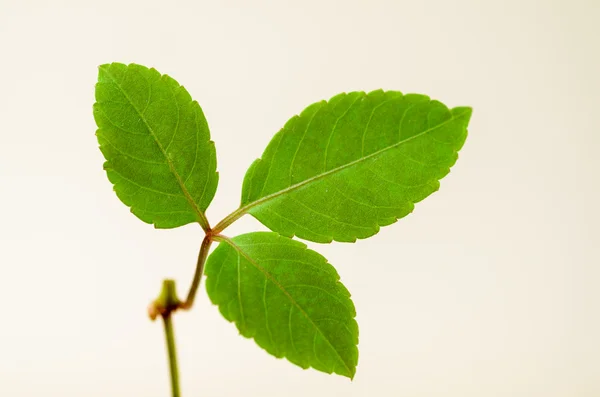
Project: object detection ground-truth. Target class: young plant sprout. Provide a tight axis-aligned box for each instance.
[93,62,472,396]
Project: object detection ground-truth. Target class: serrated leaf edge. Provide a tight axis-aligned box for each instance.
[96,63,212,229]
[211,234,358,378]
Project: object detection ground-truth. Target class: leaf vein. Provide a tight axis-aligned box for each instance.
[96,106,149,136]
[360,97,395,156]
[323,94,364,171]
[262,207,333,242]
[262,279,275,350]
[257,131,285,198]
[397,103,415,140]
[109,169,184,197]
[237,252,246,328]
[288,103,324,184]
[101,135,166,165]
[164,81,181,152]
[289,196,373,231]
[285,284,350,308]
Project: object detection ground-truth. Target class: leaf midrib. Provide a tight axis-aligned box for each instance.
[220,236,354,377]
[244,110,467,215]
[101,67,209,229]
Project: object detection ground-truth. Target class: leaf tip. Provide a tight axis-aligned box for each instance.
[453,106,473,123]
[337,364,357,380]
[97,62,125,74]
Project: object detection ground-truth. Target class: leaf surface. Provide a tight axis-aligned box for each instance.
[94,63,218,228]
[239,91,471,242]
[205,232,358,378]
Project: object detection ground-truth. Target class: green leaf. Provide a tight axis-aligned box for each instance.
[238,91,471,243]
[94,63,218,229]
[205,232,359,378]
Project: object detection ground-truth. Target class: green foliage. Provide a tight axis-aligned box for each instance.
[205,232,358,378]
[93,63,472,383]
[240,91,472,243]
[94,63,218,229]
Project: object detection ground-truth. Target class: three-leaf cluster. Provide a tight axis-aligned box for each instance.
[94,63,472,378]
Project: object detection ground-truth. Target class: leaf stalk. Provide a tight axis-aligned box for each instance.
[212,208,246,234]
[182,235,213,310]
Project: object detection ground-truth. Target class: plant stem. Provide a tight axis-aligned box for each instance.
[182,235,213,309]
[152,280,183,397]
[162,313,181,397]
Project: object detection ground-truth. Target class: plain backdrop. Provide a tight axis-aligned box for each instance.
[1,0,599,396]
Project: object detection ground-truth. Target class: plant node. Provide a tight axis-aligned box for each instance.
[149,279,182,320]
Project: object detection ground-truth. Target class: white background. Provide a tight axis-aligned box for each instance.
[1,0,599,396]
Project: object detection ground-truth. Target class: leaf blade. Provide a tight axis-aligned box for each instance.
[238,90,471,242]
[205,232,359,378]
[94,63,218,229]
